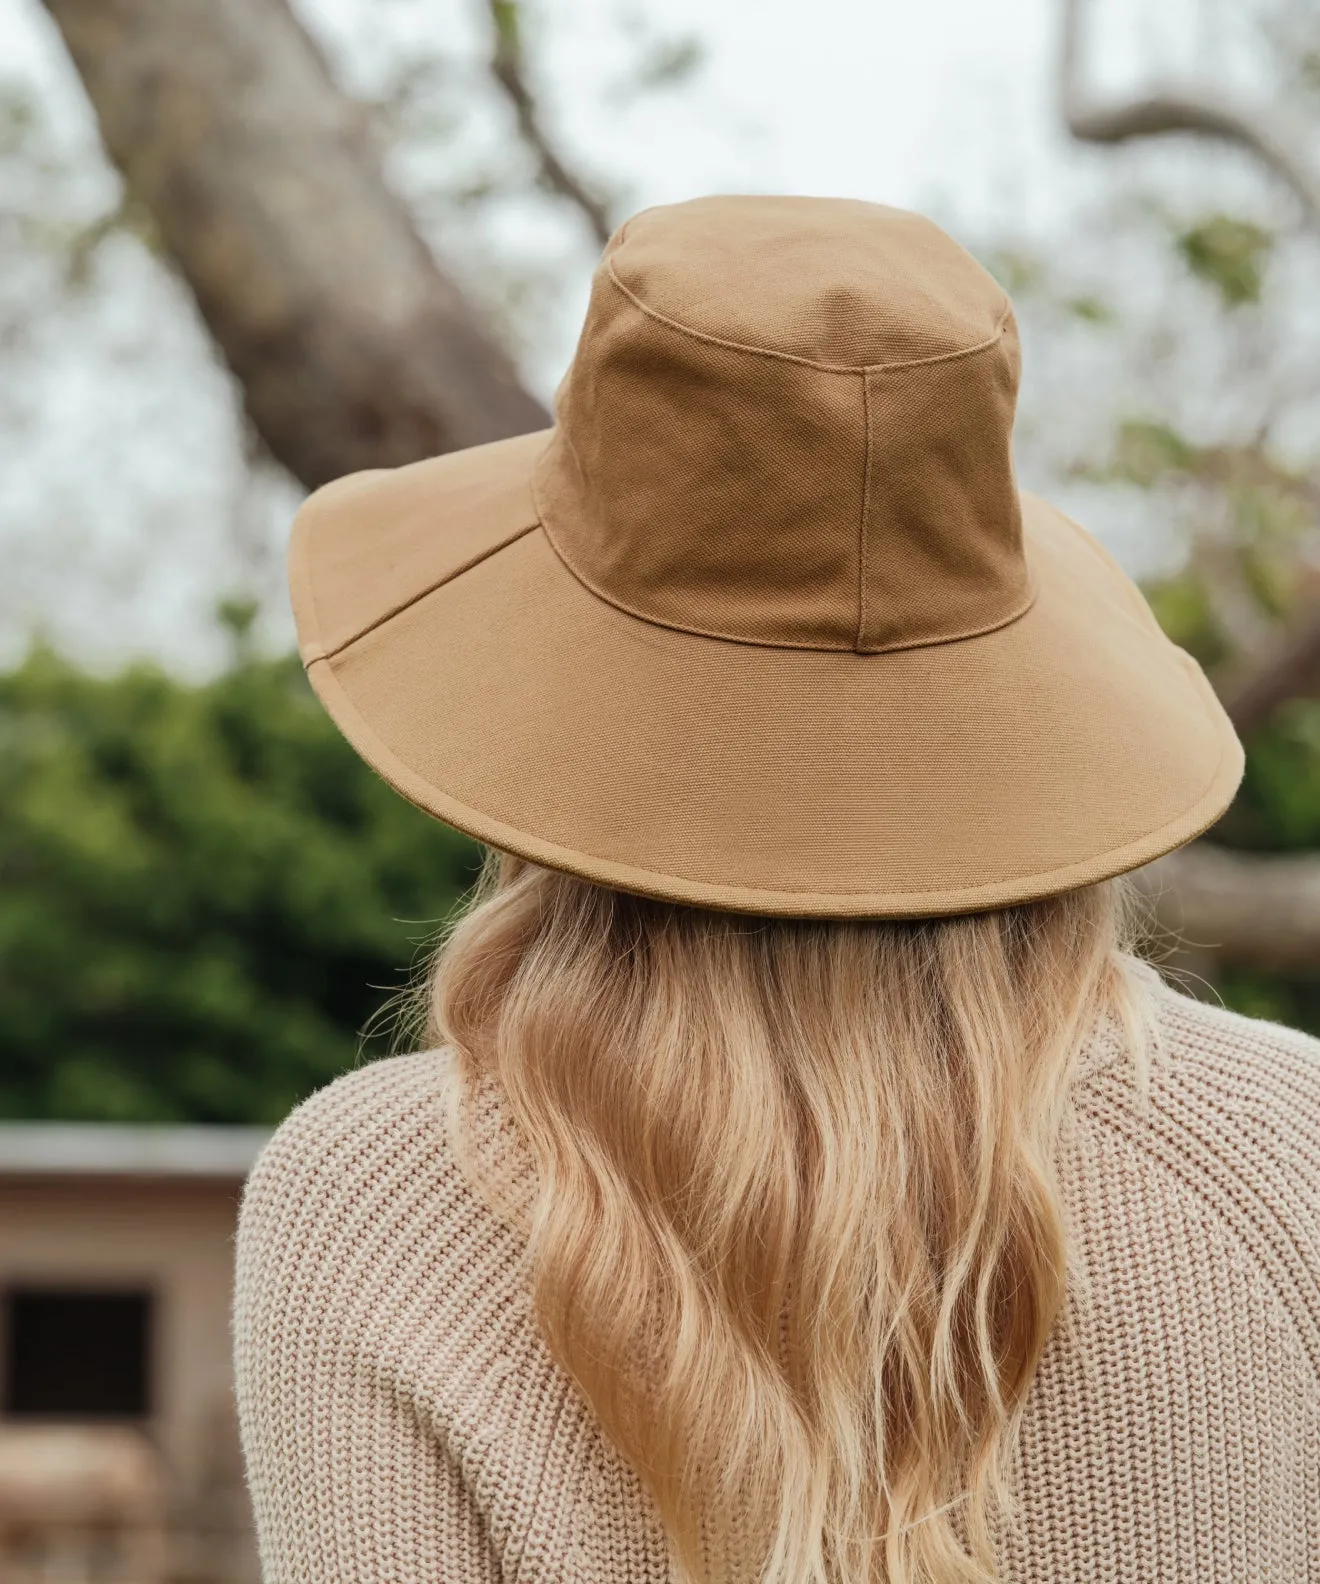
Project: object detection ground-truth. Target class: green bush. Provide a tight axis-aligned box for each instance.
[0,645,481,1123]
[1206,699,1320,1034]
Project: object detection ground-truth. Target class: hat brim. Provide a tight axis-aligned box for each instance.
[289,428,1243,918]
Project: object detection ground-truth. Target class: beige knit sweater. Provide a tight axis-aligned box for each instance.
[233,981,1320,1582]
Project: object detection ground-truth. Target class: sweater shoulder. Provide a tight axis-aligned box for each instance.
[1084,979,1320,1145]
[234,1049,502,1322]
[1146,980,1320,1132]
[240,1049,460,1223]
[1078,981,1320,1328]
[261,1047,458,1149]
[235,1045,539,1310]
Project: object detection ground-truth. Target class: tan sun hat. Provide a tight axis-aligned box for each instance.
[288,194,1243,918]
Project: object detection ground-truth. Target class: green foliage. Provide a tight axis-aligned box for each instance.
[1064,294,1113,325]
[628,35,704,92]
[1091,418,1315,675]
[1175,215,1274,308]
[1214,966,1320,1040]
[1138,587,1320,1032]
[1106,418,1198,487]
[981,247,1044,297]
[489,0,521,51]
[0,79,37,155]
[1217,701,1320,853]
[0,646,482,1124]
[1141,577,1231,672]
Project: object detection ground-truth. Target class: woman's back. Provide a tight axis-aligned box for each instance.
[234,979,1320,1582]
[235,192,1276,1581]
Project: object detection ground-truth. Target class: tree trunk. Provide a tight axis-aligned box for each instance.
[1139,845,1320,973]
[42,0,548,490]
[1059,0,1320,227]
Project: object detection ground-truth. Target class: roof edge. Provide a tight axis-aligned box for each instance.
[0,1122,271,1179]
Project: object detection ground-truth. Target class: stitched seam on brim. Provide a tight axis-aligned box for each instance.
[306,487,1116,669]
[310,517,541,664]
[606,264,1012,374]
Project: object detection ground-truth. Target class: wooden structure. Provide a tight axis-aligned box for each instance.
[0,1123,268,1583]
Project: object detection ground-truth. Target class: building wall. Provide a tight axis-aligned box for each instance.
[0,1172,256,1582]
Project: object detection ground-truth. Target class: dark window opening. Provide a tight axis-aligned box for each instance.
[4,1288,153,1419]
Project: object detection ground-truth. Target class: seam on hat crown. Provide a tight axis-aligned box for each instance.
[533,471,1042,658]
[604,260,1013,375]
[855,372,873,652]
[533,322,1033,655]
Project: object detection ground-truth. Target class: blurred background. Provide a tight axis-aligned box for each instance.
[2,0,1320,1576]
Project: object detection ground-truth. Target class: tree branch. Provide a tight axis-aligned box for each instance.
[41,0,548,490]
[1138,844,1320,972]
[1219,606,1320,735]
[1060,0,1320,228]
[486,0,614,247]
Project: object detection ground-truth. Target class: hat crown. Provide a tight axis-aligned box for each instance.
[533,195,1031,653]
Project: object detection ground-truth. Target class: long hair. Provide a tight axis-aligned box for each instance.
[428,852,1152,1584]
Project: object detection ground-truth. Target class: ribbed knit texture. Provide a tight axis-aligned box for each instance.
[233,981,1320,1582]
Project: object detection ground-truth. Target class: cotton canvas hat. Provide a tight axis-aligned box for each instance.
[289,194,1243,917]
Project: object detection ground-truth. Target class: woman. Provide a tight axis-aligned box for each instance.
[233,197,1320,1583]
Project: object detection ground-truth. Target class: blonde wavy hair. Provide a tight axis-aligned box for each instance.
[429,852,1153,1584]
